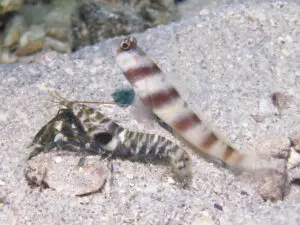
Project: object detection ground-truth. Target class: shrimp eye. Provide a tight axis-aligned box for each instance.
[94,132,113,145]
[120,36,136,51]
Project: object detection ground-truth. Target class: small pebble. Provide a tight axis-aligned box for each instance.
[0,180,5,186]
[53,156,63,163]
[287,147,300,170]
[227,11,234,17]
[0,190,6,204]
[213,203,223,211]
[191,212,215,225]
[44,37,71,53]
[258,136,291,159]
[167,177,175,184]
[255,169,288,202]
[199,9,210,16]
[272,1,288,8]
[46,27,69,41]
[0,48,17,63]
[291,132,300,151]
[270,92,292,111]
[251,114,267,123]
[16,38,44,56]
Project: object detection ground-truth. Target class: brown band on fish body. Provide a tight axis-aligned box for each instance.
[124,64,161,83]
[222,146,235,161]
[200,132,218,150]
[142,87,180,109]
[172,113,201,132]
[231,152,244,165]
[222,146,244,166]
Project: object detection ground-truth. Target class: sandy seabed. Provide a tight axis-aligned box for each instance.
[0,1,299,224]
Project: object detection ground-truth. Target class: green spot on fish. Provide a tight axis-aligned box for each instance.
[112,89,135,105]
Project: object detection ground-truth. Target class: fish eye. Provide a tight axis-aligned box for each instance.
[122,42,129,50]
[120,36,136,51]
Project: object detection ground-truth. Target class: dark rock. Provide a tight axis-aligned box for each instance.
[213,203,223,211]
[248,169,290,202]
[0,0,23,15]
[270,92,293,111]
[0,12,15,30]
[71,0,178,51]
[24,0,52,4]
[174,0,185,3]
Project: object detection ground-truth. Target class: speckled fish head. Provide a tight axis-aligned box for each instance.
[112,36,157,83]
[119,36,137,52]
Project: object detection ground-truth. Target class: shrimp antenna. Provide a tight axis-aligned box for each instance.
[47,90,121,107]
[48,90,69,104]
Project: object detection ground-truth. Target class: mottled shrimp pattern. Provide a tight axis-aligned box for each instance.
[114,36,252,169]
[28,101,191,183]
